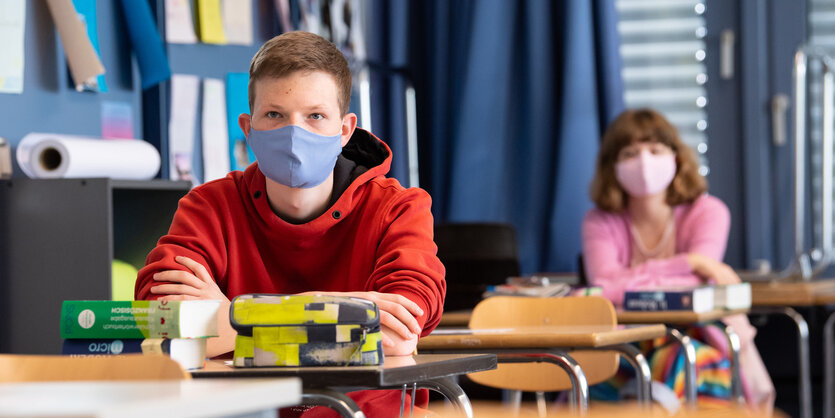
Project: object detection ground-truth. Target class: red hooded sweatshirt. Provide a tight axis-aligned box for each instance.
[135,129,446,417]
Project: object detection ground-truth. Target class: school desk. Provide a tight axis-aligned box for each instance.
[417,324,667,411]
[0,378,300,418]
[748,279,835,418]
[436,308,745,408]
[191,353,497,418]
[617,308,748,408]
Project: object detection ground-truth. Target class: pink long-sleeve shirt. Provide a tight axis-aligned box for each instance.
[581,194,730,306]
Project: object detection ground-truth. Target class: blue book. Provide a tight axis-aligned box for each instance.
[62,339,143,356]
[623,287,715,312]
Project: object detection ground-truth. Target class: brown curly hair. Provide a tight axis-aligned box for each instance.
[590,108,707,212]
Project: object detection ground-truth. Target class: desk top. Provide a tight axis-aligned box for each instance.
[749,279,835,306]
[192,353,497,388]
[440,308,748,327]
[439,310,473,327]
[416,324,666,350]
[0,378,300,418]
[616,308,748,324]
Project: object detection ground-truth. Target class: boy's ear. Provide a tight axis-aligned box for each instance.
[340,112,358,147]
[238,113,252,137]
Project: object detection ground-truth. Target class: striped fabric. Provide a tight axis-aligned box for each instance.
[591,322,731,407]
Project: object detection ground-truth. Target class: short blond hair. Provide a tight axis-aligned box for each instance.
[248,31,352,115]
[590,108,707,212]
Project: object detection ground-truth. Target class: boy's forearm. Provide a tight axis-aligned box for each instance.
[207,301,236,358]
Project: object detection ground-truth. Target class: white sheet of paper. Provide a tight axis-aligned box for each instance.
[165,0,198,44]
[221,0,253,45]
[202,78,231,182]
[168,74,200,182]
[0,0,26,94]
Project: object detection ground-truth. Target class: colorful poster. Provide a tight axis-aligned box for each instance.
[101,101,135,139]
[226,72,254,171]
[197,0,227,44]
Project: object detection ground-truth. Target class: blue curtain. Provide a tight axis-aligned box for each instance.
[364,0,412,183]
[374,0,624,274]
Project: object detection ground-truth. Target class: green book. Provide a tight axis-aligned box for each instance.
[61,300,220,339]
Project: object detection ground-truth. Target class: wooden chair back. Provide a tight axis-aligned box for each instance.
[467,296,619,392]
[0,354,190,382]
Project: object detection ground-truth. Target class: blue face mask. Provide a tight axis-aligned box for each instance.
[246,124,343,188]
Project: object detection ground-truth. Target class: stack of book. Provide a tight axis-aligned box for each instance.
[623,283,752,312]
[60,300,220,370]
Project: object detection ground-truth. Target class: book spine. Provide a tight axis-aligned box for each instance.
[624,291,693,311]
[60,300,185,339]
[61,338,144,355]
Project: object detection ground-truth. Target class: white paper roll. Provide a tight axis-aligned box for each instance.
[16,133,161,180]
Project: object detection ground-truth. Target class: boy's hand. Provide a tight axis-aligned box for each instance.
[299,291,424,348]
[150,256,229,302]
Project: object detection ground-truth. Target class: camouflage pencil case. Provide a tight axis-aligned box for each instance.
[230,294,384,367]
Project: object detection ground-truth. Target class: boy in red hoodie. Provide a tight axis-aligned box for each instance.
[134,31,446,416]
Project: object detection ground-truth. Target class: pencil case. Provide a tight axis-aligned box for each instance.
[230,294,384,367]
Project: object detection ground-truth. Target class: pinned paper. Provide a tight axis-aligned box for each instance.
[71,0,107,92]
[222,0,253,45]
[118,0,171,89]
[298,0,327,39]
[202,78,231,182]
[101,101,135,139]
[169,74,200,182]
[197,0,227,45]
[165,0,198,44]
[226,72,254,171]
[274,0,292,33]
[0,0,25,94]
[330,0,366,63]
[46,0,105,92]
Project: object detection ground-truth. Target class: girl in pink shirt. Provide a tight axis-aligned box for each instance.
[582,109,774,412]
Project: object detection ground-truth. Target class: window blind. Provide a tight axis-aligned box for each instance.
[615,0,709,174]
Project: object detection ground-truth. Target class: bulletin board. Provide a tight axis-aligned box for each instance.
[0,0,277,180]
[0,0,143,176]
[0,0,372,182]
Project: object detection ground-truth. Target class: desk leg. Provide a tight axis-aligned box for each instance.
[722,326,744,404]
[609,344,652,406]
[497,352,589,413]
[301,389,366,418]
[417,377,474,418]
[825,310,835,418]
[667,328,697,408]
[752,306,812,418]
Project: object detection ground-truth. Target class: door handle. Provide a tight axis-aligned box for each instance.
[721,30,735,80]
[772,94,790,146]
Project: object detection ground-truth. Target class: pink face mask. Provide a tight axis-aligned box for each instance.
[615,151,677,197]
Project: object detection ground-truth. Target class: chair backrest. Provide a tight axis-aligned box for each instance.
[467,296,619,392]
[0,354,190,382]
[434,223,521,311]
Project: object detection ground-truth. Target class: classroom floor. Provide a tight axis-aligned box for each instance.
[431,401,788,417]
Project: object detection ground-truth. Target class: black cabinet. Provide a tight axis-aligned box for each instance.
[0,179,190,353]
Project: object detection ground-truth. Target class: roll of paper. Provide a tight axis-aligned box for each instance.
[16,133,161,180]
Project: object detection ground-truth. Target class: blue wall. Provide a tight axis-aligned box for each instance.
[0,1,142,175]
